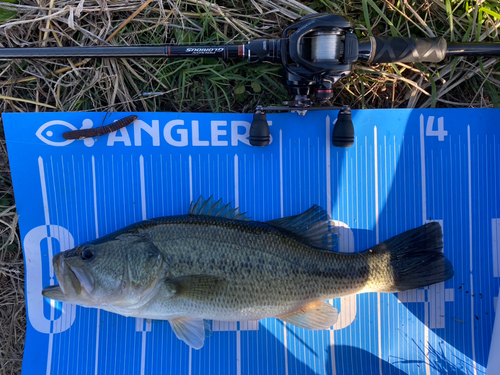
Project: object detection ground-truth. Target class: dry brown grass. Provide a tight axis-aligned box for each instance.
[0,133,22,375]
[0,1,499,373]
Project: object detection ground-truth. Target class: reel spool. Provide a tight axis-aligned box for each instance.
[310,31,343,62]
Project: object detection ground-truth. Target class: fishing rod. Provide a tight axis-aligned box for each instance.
[2,13,500,147]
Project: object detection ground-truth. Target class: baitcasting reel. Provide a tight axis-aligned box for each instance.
[1,13,499,147]
[242,13,448,147]
[247,14,360,147]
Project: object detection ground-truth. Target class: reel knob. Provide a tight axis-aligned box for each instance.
[332,106,354,148]
[250,111,270,147]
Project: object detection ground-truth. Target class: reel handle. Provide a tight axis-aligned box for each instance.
[366,36,447,64]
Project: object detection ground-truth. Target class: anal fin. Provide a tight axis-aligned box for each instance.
[276,301,338,330]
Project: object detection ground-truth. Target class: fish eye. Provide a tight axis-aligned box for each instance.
[146,250,157,258]
[81,248,95,260]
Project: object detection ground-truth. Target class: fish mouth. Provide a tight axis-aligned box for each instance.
[41,285,66,301]
[42,252,83,301]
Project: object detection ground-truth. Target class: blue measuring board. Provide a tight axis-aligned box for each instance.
[3,109,499,375]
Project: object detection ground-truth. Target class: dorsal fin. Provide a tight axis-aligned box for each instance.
[188,196,250,221]
[266,205,338,251]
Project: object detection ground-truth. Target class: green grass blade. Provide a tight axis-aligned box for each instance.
[362,0,398,36]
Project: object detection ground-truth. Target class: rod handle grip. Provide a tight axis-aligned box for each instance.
[369,36,447,64]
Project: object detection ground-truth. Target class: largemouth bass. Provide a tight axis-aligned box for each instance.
[42,196,453,349]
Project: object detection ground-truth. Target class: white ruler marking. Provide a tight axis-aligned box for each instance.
[39,157,55,375]
[92,156,99,238]
[467,126,478,375]
[234,155,239,208]
[374,126,382,374]
[493,219,500,277]
[236,330,241,375]
[420,116,431,375]
[326,116,336,375]
[94,309,100,375]
[140,155,147,220]
[280,130,283,218]
[278,128,289,375]
[234,154,241,375]
[139,155,150,375]
[420,115,427,222]
[326,116,331,218]
[189,155,193,203]
[91,156,101,375]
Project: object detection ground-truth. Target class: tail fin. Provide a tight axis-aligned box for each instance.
[366,222,454,292]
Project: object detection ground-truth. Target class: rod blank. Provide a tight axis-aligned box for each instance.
[446,43,500,57]
[0,46,168,59]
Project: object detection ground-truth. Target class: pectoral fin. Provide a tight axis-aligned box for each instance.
[165,275,227,301]
[169,318,207,350]
[277,301,339,330]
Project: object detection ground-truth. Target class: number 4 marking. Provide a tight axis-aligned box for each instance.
[425,116,448,141]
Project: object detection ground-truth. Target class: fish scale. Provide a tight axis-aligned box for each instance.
[42,196,453,349]
[140,218,366,320]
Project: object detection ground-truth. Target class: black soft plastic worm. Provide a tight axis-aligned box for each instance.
[62,115,138,140]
